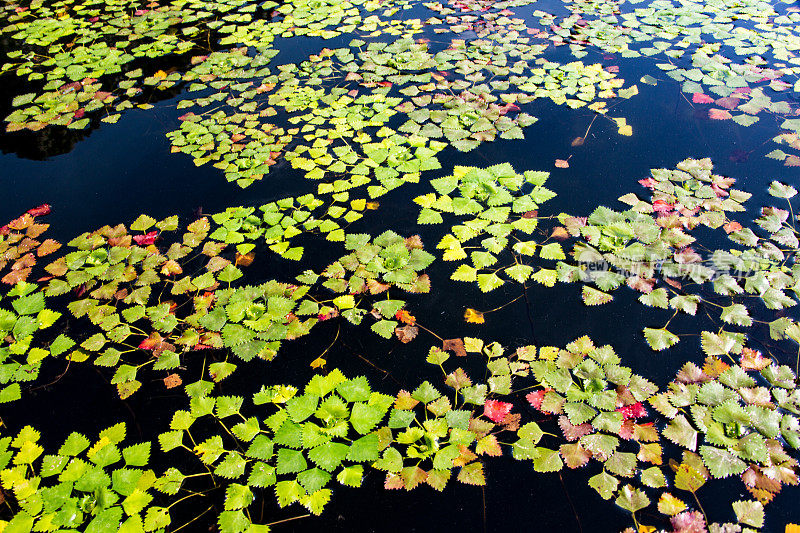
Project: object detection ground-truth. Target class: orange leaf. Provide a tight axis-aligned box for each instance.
[442,338,467,357]
[37,239,61,256]
[404,235,423,250]
[550,227,569,240]
[554,158,570,168]
[723,221,743,234]
[571,136,585,147]
[26,223,49,238]
[1,267,31,285]
[310,356,326,369]
[395,325,418,343]
[367,279,390,294]
[7,213,33,231]
[740,348,771,371]
[160,260,183,276]
[235,251,255,266]
[463,308,484,324]
[703,355,729,378]
[394,390,419,410]
[12,253,36,270]
[163,374,182,389]
[395,309,416,325]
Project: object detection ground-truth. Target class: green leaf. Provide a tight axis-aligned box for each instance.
[374,301,406,320]
[615,484,650,513]
[347,433,380,462]
[131,214,157,232]
[297,468,332,493]
[12,292,45,316]
[456,462,485,485]
[350,403,384,435]
[720,304,752,327]
[122,442,150,467]
[286,394,319,423]
[337,465,363,487]
[337,376,371,403]
[663,415,698,451]
[539,243,565,260]
[275,480,305,508]
[276,448,307,475]
[412,381,441,404]
[371,319,397,339]
[582,286,612,306]
[60,432,91,456]
[588,471,619,500]
[700,445,747,478]
[638,288,669,309]
[643,327,679,351]
[640,466,667,488]
[224,483,254,511]
[732,500,764,528]
[308,441,349,471]
[533,447,563,473]
[768,181,797,199]
[477,273,504,292]
[248,462,277,488]
[302,488,332,515]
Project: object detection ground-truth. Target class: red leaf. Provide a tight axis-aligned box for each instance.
[723,221,743,234]
[484,399,513,423]
[714,97,739,110]
[652,199,673,212]
[558,415,595,441]
[692,93,714,104]
[670,511,707,533]
[626,276,655,294]
[526,390,547,409]
[138,333,164,351]
[26,204,51,217]
[785,155,800,167]
[616,402,648,419]
[133,231,158,246]
[638,177,656,188]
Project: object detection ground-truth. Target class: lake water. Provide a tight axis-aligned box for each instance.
[1,0,800,531]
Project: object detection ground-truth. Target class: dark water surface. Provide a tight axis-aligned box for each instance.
[2,0,800,531]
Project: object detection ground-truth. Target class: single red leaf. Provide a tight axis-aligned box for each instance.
[616,402,648,419]
[526,389,546,409]
[692,93,714,104]
[26,204,52,217]
[484,399,513,423]
[133,231,158,246]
